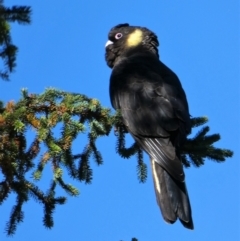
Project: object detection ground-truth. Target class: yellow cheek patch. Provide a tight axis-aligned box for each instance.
[126,29,143,47]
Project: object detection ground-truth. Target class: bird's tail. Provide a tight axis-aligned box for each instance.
[150,159,194,229]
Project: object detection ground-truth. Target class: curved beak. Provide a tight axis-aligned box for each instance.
[105,40,113,48]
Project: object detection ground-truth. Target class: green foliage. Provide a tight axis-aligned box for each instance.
[0,88,233,235]
[181,117,233,167]
[114,115,233,181]
[0,0,31,80]
[0,88,112,235]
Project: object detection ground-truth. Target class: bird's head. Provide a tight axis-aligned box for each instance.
[105,23,159,68]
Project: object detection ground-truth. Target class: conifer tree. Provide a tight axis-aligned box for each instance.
[0,0,31,80]
[0,1,233,237]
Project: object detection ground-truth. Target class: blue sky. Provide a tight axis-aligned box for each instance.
[0,1,239,240]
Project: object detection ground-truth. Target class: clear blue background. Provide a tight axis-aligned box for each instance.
[0,1,239,240]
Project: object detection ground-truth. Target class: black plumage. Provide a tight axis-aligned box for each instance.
[105,23,194,229]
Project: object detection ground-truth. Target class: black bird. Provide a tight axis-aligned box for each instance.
[105,23,193,229]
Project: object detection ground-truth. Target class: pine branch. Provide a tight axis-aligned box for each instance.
[0,88,233,235]
[182,117,233,167]
[0,88,112,234]
[112,114,233,175]
[0,1,31,80]
[136,150,147,183]
[0,5,31,24]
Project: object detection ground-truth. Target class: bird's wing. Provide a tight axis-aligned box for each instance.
[110,56,190,181]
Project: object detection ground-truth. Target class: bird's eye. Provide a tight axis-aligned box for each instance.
[115,33,123,39]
